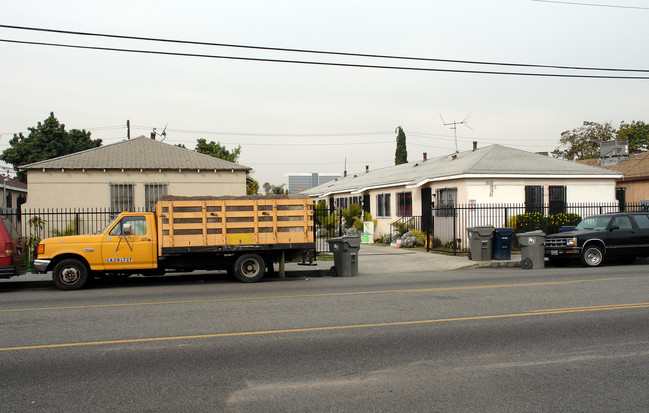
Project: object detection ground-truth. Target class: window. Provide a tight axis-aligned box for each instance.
[634,214,649,229]
[397,192,412,217]
[376,194,391,217]
[611,215,632,230]
[110,183,134,213]
[145,183,168,212]
[436,188,457,217]
[525,185,543,214]
[549,185,567,215]
[109,216,147,236]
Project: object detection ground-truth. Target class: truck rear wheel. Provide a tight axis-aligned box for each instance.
[52,258,89,290]
[233,254,265,283]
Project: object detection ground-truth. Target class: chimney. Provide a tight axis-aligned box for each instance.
[472,141,477,151]
[344,170,347,177]
[423,152,427,161]
[365,165,369,173]
[151,131,156,140]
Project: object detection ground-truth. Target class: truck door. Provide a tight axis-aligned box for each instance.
[606,215,638,257]
[101,215,157,270]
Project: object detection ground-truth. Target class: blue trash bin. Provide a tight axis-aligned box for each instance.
[492,228,514,260]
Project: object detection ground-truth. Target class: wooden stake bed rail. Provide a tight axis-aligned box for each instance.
[156,198,314,255]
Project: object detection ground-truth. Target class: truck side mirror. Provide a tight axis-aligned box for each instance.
[609,225,619,231]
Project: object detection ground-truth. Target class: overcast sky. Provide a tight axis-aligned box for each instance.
[2,0,648,186]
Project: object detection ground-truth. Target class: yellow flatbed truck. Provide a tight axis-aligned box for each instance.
[33,196,316,290]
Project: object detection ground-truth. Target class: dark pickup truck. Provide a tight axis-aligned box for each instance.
[544,212,649,267]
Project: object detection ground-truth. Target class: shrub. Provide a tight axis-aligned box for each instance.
[400,231,419,248]
[547,212,581,234]
[344,227,361,237]
[431,237,442,248]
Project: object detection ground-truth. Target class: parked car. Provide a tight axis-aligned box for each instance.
[0,215,27,278]
[544,212,649,267]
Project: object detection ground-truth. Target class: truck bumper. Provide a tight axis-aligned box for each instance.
[33,259,51,273]
[545,248,581,258]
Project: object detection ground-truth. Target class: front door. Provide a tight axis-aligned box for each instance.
[101,215,156,270]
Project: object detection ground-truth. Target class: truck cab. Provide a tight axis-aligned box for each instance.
[34,212,158,289]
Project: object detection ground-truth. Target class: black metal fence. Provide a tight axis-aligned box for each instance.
[4,202,643,256]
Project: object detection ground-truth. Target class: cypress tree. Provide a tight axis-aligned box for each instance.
[395,126,408,165]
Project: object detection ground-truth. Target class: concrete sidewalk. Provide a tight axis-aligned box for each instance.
[0,244,521,285]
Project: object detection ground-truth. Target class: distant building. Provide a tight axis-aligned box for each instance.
[286,172,340,194]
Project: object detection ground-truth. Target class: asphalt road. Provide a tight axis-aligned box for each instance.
[2,264,649,412]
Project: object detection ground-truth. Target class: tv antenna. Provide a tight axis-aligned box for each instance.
[440,113,473,153]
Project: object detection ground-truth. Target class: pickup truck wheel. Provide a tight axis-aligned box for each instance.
[233,254,265,283]
[581,245,604,267]
[52,258,89,290]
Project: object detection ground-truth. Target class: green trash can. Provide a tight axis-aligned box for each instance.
[517,230,546,269]
[326,236,361,277]
[467,226,494,261]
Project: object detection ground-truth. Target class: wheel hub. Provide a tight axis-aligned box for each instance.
[61,267,80,284]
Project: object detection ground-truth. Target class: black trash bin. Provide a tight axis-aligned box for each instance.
[326,236,361,277]
[492,228,514,260]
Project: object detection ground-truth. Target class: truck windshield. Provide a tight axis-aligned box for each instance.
[575,216,611,231]
[101,216,120,234]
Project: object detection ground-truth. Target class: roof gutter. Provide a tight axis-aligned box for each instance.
[407,173,624,189]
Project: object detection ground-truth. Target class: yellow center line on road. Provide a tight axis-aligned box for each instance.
[1,302,648,352]
[2,276,649,314]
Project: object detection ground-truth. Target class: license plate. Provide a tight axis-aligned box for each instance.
[551,250,558,255]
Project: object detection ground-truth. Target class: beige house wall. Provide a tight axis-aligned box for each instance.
[24,169,247,210]
[616,180,649,203]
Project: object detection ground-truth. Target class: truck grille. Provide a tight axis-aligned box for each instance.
[545,238,569,247]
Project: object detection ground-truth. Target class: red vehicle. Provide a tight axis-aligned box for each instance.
[0,216,27,278]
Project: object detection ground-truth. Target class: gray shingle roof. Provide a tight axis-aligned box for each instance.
[20,136,251,171]
[303,144,622,196]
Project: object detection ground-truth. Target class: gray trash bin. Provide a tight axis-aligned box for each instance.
[516,230,546,269]
[467,226,494,261]
[326,236,361,277]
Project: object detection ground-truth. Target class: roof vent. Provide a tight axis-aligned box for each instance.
[473,141,477,151]
[452,154,457,160]
[423,152,427,161]
[365,165,369,173]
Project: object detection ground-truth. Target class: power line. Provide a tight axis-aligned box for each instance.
[531,0,649,10]
[2,38,649,80]
[130,126,392,137]
[1,24,648,73]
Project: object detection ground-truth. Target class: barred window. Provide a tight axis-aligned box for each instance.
[397,192,412,217]
[525,185,544,214]
[376,194,391,218]
[436,188,457,217]
[110,183,134,213]
[145,183,168,212]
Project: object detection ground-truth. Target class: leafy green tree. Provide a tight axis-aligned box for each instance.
[262,182,271,195]
[616,121,649,153]
[270,184,287,194]
[246,175,259,195]
[395,126,408,165]
[194,138,241,163]
[1,113,102,182]
[552,121,615,160]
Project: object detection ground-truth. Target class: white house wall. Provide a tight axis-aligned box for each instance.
[24,169,247,210]
[323,176,618,240]
[464,178,616,204]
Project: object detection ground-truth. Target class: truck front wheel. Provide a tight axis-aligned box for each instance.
[52,258,90,290]
[233,254,265,283]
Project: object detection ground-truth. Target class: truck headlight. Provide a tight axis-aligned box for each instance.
[566,238,577,246]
